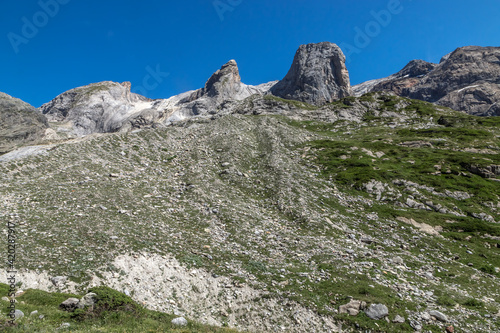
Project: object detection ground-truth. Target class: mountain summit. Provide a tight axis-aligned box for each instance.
[271,42,351,105]
[353,45,500,116]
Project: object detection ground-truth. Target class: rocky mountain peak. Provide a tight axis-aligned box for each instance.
[271,42,351,106]
[39,81,158,136]
[353,45,500,116]
[407,45,500,115]
[396,59,436,78]
[202,59,242,98]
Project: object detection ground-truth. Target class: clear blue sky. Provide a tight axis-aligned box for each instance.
[1,0,499,107]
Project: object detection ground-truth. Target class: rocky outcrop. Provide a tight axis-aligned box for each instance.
[271,42,351,106]
[39,81,163,136]
[354,46,500,116]
[0,92,49,154]
[406,46,500,116]
[164,60,275,121]
[372,60,437,95]
[352,60,436,97]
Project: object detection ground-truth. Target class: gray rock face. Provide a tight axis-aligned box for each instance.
[371,60,437,95]
[408,46,500,116]
[39,81,162,136]
[355,46,500,116]
[271,42,351,106]
[352,60,436,97]
[50,276,67,286]
[0,92,48,154]
[167,60,275,121]
[364,303,389,320]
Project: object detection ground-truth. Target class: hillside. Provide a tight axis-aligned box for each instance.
[0,92,49,154]
[1,93,499,332]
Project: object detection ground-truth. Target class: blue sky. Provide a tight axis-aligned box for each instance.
[1,0,499,107]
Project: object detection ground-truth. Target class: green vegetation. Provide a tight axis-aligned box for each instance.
[263,94,318,110]
[0,283,239,333]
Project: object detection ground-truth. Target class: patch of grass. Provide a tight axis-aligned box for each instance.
[17,289,79,307]
[462,298,484,308]
[0,283,239,332]
[180,254,205,267]
[397,127,492,143]
[404,99,438,116]
[263,95,318,110]
[437,296,457,307]
[245,260,267,273]
[479,265,496,275]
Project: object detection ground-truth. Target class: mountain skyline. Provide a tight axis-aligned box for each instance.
[1,0,500,107]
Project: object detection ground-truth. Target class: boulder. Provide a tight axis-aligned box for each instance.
[339,299,362,316]
[171,317,188,326]
[59,298,82,312]
[428,310,448,322]
[14,309,24,320]
[79,292,97,307]
[364,303,389,320]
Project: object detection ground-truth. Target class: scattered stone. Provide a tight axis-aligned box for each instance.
[50,276,67,286]
[339,299,362,316]
[428,310,448,322]
[59,298,82,312]
[364,303,389,320]
[409,319,422,331]
[79,293,97,307]
[421,312,431,321]
[57,322,71,330]
[171,317,188,326]
[393,315,405,323]
[360,238,374,244]
[446,325,454,333]
[393,256,404,265]
[14,309,24,320]
[30,310,38,316]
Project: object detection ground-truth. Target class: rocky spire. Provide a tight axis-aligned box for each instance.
[271,42,351,106]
